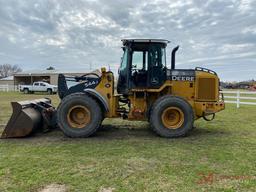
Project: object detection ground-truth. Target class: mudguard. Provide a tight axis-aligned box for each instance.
[58,74,101,99]
[57,74,108,113]
[84,89,109,113]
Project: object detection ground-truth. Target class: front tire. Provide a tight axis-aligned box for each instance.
[150,95,194,138]
[57,93,102,137]
[24,88,29,94]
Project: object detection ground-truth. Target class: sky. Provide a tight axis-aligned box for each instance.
[0,0,256,82]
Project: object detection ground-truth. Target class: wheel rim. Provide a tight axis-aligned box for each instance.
[67,105,91,128]
[161,107,184,129]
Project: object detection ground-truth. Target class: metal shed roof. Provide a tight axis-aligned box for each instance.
[14,69,89,76]
[0,76,14,80]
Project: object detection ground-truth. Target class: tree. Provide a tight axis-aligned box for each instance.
[46,66,55,70]
[0,64,22,78]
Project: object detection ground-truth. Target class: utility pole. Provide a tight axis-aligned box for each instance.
[89,62,92,71]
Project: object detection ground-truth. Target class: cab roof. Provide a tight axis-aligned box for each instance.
[122,39,170,45]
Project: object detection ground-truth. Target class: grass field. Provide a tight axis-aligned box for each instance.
[0,92,256,192]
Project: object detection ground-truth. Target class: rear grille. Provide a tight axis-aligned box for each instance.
[197,78,216,101]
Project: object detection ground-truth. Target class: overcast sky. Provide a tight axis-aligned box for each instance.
[0,0,256,81]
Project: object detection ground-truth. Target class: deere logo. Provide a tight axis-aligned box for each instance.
[172,76,195,81]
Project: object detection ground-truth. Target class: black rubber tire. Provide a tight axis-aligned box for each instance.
[150,95,194,138]
[24,88,29,94]
[57,92,102,137]
[47,89,52,95]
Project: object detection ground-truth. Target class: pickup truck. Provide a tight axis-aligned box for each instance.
[20,81,58,94]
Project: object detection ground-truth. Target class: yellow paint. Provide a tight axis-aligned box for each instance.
[161,106,185,129]
[94,70,225,121]
[95,70,119,118]
[67,105,91,128]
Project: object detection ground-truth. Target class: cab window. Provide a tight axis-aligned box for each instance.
[120,48,128,70]
[149,47,166,68]
[132,51,148,70]
[132,51,143,70]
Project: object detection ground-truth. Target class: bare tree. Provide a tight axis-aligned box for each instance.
[46,66,55,70]
[0,64,22,78]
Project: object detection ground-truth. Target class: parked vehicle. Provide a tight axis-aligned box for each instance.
[19,81,57,94]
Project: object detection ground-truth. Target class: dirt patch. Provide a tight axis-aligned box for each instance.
[39,184,68,192]
[0,123,154,144]
[98,187,115,192]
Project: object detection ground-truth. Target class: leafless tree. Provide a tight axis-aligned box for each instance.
[46,66,55,70]
[0,64,22,78]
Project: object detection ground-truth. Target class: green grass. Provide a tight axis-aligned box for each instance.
[0,92,256,192]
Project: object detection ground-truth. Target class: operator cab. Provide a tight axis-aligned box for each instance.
[117,39,169,94]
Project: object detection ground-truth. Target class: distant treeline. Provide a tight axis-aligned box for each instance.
[221,80,256,90]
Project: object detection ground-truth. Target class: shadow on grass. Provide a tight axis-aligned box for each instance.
[0,123,230,144]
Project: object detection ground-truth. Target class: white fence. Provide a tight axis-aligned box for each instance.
[0,84,19,92]
[1,85,255,108]
[221,90,256,108]
[0,85,9,92]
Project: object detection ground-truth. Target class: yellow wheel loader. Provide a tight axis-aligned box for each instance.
[1,39,225,138]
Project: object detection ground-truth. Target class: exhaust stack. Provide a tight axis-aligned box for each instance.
[171,46,179,70]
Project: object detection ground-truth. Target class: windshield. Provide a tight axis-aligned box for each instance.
[120,48,128,70]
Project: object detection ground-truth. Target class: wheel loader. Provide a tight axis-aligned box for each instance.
[1,39,225,138]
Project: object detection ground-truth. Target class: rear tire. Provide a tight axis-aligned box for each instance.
[47,89,52,95]
[57,93,102,137]
[150,95,194,138]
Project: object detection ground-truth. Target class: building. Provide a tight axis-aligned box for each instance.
[0,76,16,90]
[13,69,89,86]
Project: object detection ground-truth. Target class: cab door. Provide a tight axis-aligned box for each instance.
[117,48,130,94]
[148,46,166,88]
[40,82,47,91]
[130,50,148,88]
[33,82,40,91]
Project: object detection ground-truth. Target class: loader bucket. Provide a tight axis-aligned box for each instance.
[1,98,56,138]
